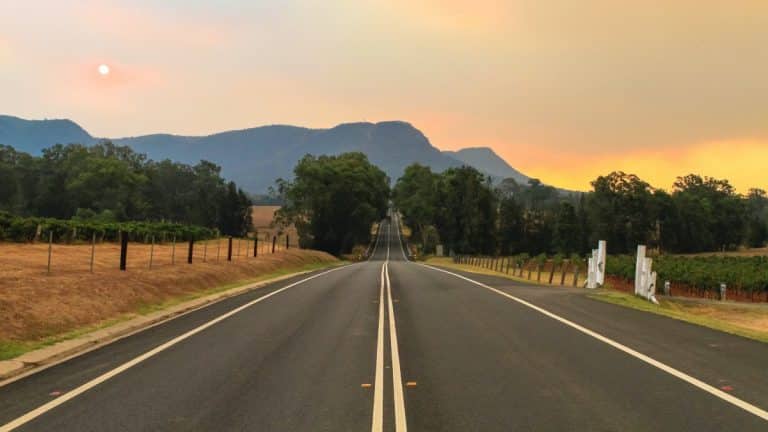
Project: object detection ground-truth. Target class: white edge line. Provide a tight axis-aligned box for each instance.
[386,261,408,431]
[418,263,768,423]
[393,213,408,261]
[371,263,386,432]
[0,264,354,432]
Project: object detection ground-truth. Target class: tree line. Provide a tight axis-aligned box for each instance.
[394,164,768,256]
[0,142,253,236]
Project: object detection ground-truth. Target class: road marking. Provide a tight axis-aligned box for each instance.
[385,261,408,432]
[420,264,768,423]
[368,218,384,261]
[406,382,417,387]
[371,263,386,432]
[0,265,354,432]
[361,383,372,388]
[393,213,409,261]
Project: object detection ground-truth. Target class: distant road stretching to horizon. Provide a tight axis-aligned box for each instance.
[1,212,768,431]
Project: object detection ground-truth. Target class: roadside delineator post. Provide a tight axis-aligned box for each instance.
[719,283,727,301]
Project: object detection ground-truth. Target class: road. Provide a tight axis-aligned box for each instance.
[1,213,768,431]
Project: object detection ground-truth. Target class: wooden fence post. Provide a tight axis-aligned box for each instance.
[227,237,233,261]
[149,236,155,269]
[89,232,96,273]
[286,235,289,250]
[119,232,128,271]
[272,236,276,253]
[203,241,207,262]
[47,231,53,275]
[171,236,176,265]
[187,239,194,264]
[254,236,258,257]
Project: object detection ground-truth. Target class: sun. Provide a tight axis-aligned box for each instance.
[98,64,110,76]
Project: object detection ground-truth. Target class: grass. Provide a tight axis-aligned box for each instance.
[424,256,587,287]
[0,260,344,361]
[589,289,768,344]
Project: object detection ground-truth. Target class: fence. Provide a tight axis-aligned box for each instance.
[0,230,299,276]
[453,255,588,287]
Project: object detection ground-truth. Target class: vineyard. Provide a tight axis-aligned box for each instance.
[0,212,217,243]
[606,255,768,301]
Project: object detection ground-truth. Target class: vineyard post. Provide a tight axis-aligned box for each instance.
[46,231,53,275]
[187,238,194,264]
[171,236,176,265]
[227,237,233,261]
[119,232,128,271]
[272,236,276,253]
[149,236,155,269]
[560,262,568,286]
[572,263,579,287]
[89,232,96,273]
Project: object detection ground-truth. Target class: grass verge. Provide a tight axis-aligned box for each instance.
[0,260,344,361]
[588,289,768,344]
[424,257,587,287]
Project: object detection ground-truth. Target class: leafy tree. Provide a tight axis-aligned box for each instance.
[276,153,389,255]
[393,164,441,253]
[553,202,580,254]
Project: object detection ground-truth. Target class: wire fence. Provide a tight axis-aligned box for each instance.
[0,231,299,276]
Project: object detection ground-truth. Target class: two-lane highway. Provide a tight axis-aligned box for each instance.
[2,213,768,431]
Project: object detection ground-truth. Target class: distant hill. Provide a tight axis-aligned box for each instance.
[443,147,529,184]
[0,115,96,150]
[0,115,542,193]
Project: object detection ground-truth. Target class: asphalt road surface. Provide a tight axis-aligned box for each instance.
[1,213,768,431]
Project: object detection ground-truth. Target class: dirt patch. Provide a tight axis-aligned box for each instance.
[0,242,337,343]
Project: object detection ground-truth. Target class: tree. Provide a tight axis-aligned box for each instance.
[553,202,581,254]
[588,171,656,253]
[393,164,440,253]
[276,153,389,255]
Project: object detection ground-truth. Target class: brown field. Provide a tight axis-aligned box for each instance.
[0,241,337,347]
[251,205,298,246]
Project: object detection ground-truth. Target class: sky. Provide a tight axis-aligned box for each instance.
[1,0,767,191]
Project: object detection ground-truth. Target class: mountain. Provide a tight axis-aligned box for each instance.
[0,115,535,193]
[0,115,96,150]
[443,147,529,184]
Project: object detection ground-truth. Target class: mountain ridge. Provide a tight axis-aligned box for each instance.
[0,115,537,193]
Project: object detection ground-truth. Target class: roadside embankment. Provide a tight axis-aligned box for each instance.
[0,246,340,362]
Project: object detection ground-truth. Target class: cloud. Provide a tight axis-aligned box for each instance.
[74,1,232,50]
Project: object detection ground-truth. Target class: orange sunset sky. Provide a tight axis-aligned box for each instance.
[1,1,767,191]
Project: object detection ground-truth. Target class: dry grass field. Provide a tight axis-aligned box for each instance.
[251,205,298,247]
[0,241,338,356]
